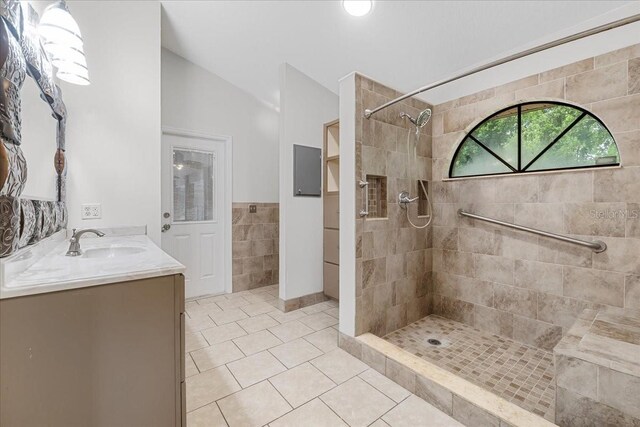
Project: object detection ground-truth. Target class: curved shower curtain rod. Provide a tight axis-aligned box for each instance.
[364,13,640,119]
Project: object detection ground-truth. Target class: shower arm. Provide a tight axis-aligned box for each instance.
[364,13,640,119]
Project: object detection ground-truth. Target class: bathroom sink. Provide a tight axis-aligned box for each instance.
[82,246,145,259]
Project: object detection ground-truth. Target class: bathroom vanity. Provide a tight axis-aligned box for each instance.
[0,231,186,427]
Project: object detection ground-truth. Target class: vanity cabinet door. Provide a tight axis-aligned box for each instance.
[0,274,185,427]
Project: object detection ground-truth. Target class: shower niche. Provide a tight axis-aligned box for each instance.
[417,180,430,217]
[365,175,387,218]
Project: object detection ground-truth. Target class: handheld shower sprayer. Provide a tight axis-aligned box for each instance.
[398,108,433,229]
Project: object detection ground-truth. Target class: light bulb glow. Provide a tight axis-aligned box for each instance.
[343,0,372,17]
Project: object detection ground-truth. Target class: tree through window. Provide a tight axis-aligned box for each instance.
[449,102,620,178]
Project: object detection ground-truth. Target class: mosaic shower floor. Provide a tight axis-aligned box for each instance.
[384,315,555,421]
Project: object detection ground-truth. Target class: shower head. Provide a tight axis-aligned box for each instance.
[400,108,432,128]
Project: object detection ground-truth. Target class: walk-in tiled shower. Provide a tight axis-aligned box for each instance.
[342,43,640,426]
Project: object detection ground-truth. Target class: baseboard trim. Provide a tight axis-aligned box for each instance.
[277,291,329,312]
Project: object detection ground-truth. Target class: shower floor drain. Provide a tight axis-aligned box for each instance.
[424,337,451,348]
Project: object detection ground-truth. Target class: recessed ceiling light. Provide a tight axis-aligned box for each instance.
[343,0,372,17]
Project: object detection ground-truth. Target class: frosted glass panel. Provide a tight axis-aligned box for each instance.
[451,138,511,177]
[521,104,582,166]
[528,116,618,171]
[471,107,518,168]
[173,149,215,222]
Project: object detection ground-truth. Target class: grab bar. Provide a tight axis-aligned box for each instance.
[457,209,607,253]
[359,180,369,217]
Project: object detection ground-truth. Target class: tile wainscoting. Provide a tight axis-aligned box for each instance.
[232,203,279,292]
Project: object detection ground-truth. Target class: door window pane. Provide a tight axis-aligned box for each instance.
[173,149,214,222]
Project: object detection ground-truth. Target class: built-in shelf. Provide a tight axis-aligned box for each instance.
[326,123,340,158]
[323,119,339,301]
[326,158,340,193]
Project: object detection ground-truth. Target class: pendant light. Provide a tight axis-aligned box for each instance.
[38,1,90,85]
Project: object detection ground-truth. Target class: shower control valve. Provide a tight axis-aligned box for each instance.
[399,191,419,208]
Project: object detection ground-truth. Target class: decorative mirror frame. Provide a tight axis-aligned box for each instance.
[0,1,68,257]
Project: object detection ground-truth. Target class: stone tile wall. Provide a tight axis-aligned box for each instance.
[355,74,434,336]
[232,203,279,292]
[430,43,640,350]
[554,309,640,426]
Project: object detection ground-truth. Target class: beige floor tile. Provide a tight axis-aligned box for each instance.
[227,351,287,388]
[382,395,463,427]
[301,302,334,314]
[186,353,200,377]
[359,369,411,403]
[244,292,276,304]
[303,327,338,353]
[218,380,292,427]
[269,363,336,408]
[237,314,280,334]
[187,302,223,318]
[268,320,315,342]
[187,402,228,427]
[241,301,277,316]
[324,307,339,319]
[186,314,217,333]
[269,398,347,427]
[269,338,323,368]
[233,330,283,355]
[186,331,210,353]
[191,341,245,372]
[186,366,241,412]
[369,420,391,427]
[217,297,251,311]
[320,377,396,427]
[311,348,369,384]
[211,308,249,325]
[196,294,228,305]
[267,309,308,324]
[299,312,339,331]
[202,322,247,345]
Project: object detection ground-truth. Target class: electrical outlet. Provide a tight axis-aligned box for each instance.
[81,204,101,219]
[249,204,257,213]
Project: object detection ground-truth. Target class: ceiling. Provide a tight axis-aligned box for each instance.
[161,1,633,108]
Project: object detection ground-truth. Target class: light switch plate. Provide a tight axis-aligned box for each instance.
[81,204,101,219]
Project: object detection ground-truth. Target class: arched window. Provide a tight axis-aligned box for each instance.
[449,101,620,178]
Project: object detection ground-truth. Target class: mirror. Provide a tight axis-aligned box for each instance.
[20,75,58,200]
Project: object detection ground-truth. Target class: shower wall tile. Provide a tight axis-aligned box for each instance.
[614,131,640,167]
[594,44,640,68]
[429,44,640,350]
[563,266,625,307]
[629,57,640,95]
[354,74,433,336]
[538,58,593,83]
[515,78,565,101]
[232,202,279,292]
[566,62,628,104]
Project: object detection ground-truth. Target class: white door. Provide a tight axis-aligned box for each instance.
[161,131,228,298]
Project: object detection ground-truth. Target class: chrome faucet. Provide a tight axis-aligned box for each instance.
[66,228,106,256]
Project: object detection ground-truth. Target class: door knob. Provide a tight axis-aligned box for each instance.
[162,224,171,232]
[163,212,171,218]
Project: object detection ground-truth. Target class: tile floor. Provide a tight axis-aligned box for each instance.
[185,285,463,427]
[384,315,555,421]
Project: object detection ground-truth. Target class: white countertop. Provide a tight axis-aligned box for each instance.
[0,234,185,299]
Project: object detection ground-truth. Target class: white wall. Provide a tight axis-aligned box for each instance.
[161,49,279,203]
[279,63,338,300]
[63,1,162,242]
